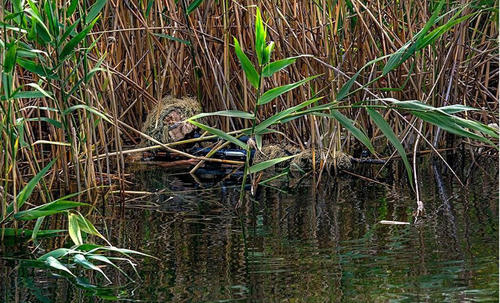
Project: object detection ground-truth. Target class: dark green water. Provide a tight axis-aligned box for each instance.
[1,156,498,302]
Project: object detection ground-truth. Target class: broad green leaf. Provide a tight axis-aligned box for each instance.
[438,104,477,114]
[59,17,99,59]
[60,19,80,42]
[11,90,46,99]
[382,44,409,76]
[255,8,266,65]
[38,248,72,261]
[189,110,254,120]
[75,212,109,244]
[68,213,83,246]
[26,83,53,99]
[31,216,45,241]
[4,44,17,73]
[73,254,110,282]
[14,200,89,221]
[45,256,75,277]
[24,117,62,129]
[63,104,112,124]
[67,0,79,16]
[324,110,375,155]
[258,75,319,105]
[17,58,56,79]
[452,117,499,139]
[262,57,296,77]
[43,0,57,37]
[255,134,262,150]
[25,5,52,42]
[87,255,133,280]
[411,111,493,145]
[7,159,56,215]
[367,108,413,189]
[188,120,247,149]
[255,97,323,134]
[186,0,204,15]
[248,155,296,174]
[234,38,259,89]
[86,0,107,24]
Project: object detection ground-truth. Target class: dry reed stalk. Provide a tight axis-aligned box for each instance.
[1,0,497,201]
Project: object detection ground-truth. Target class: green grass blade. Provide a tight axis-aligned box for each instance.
[255,97,323,134]
[74,254,110,282]
[326,110,375,155]
[186,0,204,15]
[255,8,266,65]
[189,110,254,120]
[7,158,56,215]
[86,0,107,23]
[68,213,83,246]
[45,256,75,277]
[262,57,297,77]
[14,200,89,221]
[367,108,414,189]
[248,155,296,174]
[234,38,259,89]
[258,75,319,106]
[59,17,98,59]
[1,227,64,238]
[188,120,247,149]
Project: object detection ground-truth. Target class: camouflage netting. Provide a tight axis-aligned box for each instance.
[253,144,352,173]
[141,96,201,146]
[290,149,352,173]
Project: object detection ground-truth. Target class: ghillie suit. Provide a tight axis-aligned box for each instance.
[253,144,352,178]
[141,96,201,146]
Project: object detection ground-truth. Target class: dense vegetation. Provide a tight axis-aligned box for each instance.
[0,0,498,292]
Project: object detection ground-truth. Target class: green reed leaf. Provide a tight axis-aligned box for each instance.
[262,41,274,65]
[86,0,108,24]
[367,108,414,189]
[234,37,259,89]
[262,56,296,77]
[68,213,83,246]
[186,0,204,15]
[14,200,89,221]
[45,256,75,277]
[6,159,56,215]
[248,155,296,174]
[59,17,98,60]
[188,120,247,149]
[258,75,319,105]
[189,110,254,120]
[255,96,323,134]
[4,44,17,73]
[322,110,375,155]
[1,227,64,238]
[255,8,266,65]
[74,254,110,282]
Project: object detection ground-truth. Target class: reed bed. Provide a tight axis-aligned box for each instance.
[1,0,498,199]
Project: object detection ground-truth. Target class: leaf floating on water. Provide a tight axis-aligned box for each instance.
[379,220,410,225]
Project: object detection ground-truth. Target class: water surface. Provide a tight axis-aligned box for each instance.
[1,156,498,302]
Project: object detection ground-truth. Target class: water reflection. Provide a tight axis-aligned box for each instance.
[1,156,498,302]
